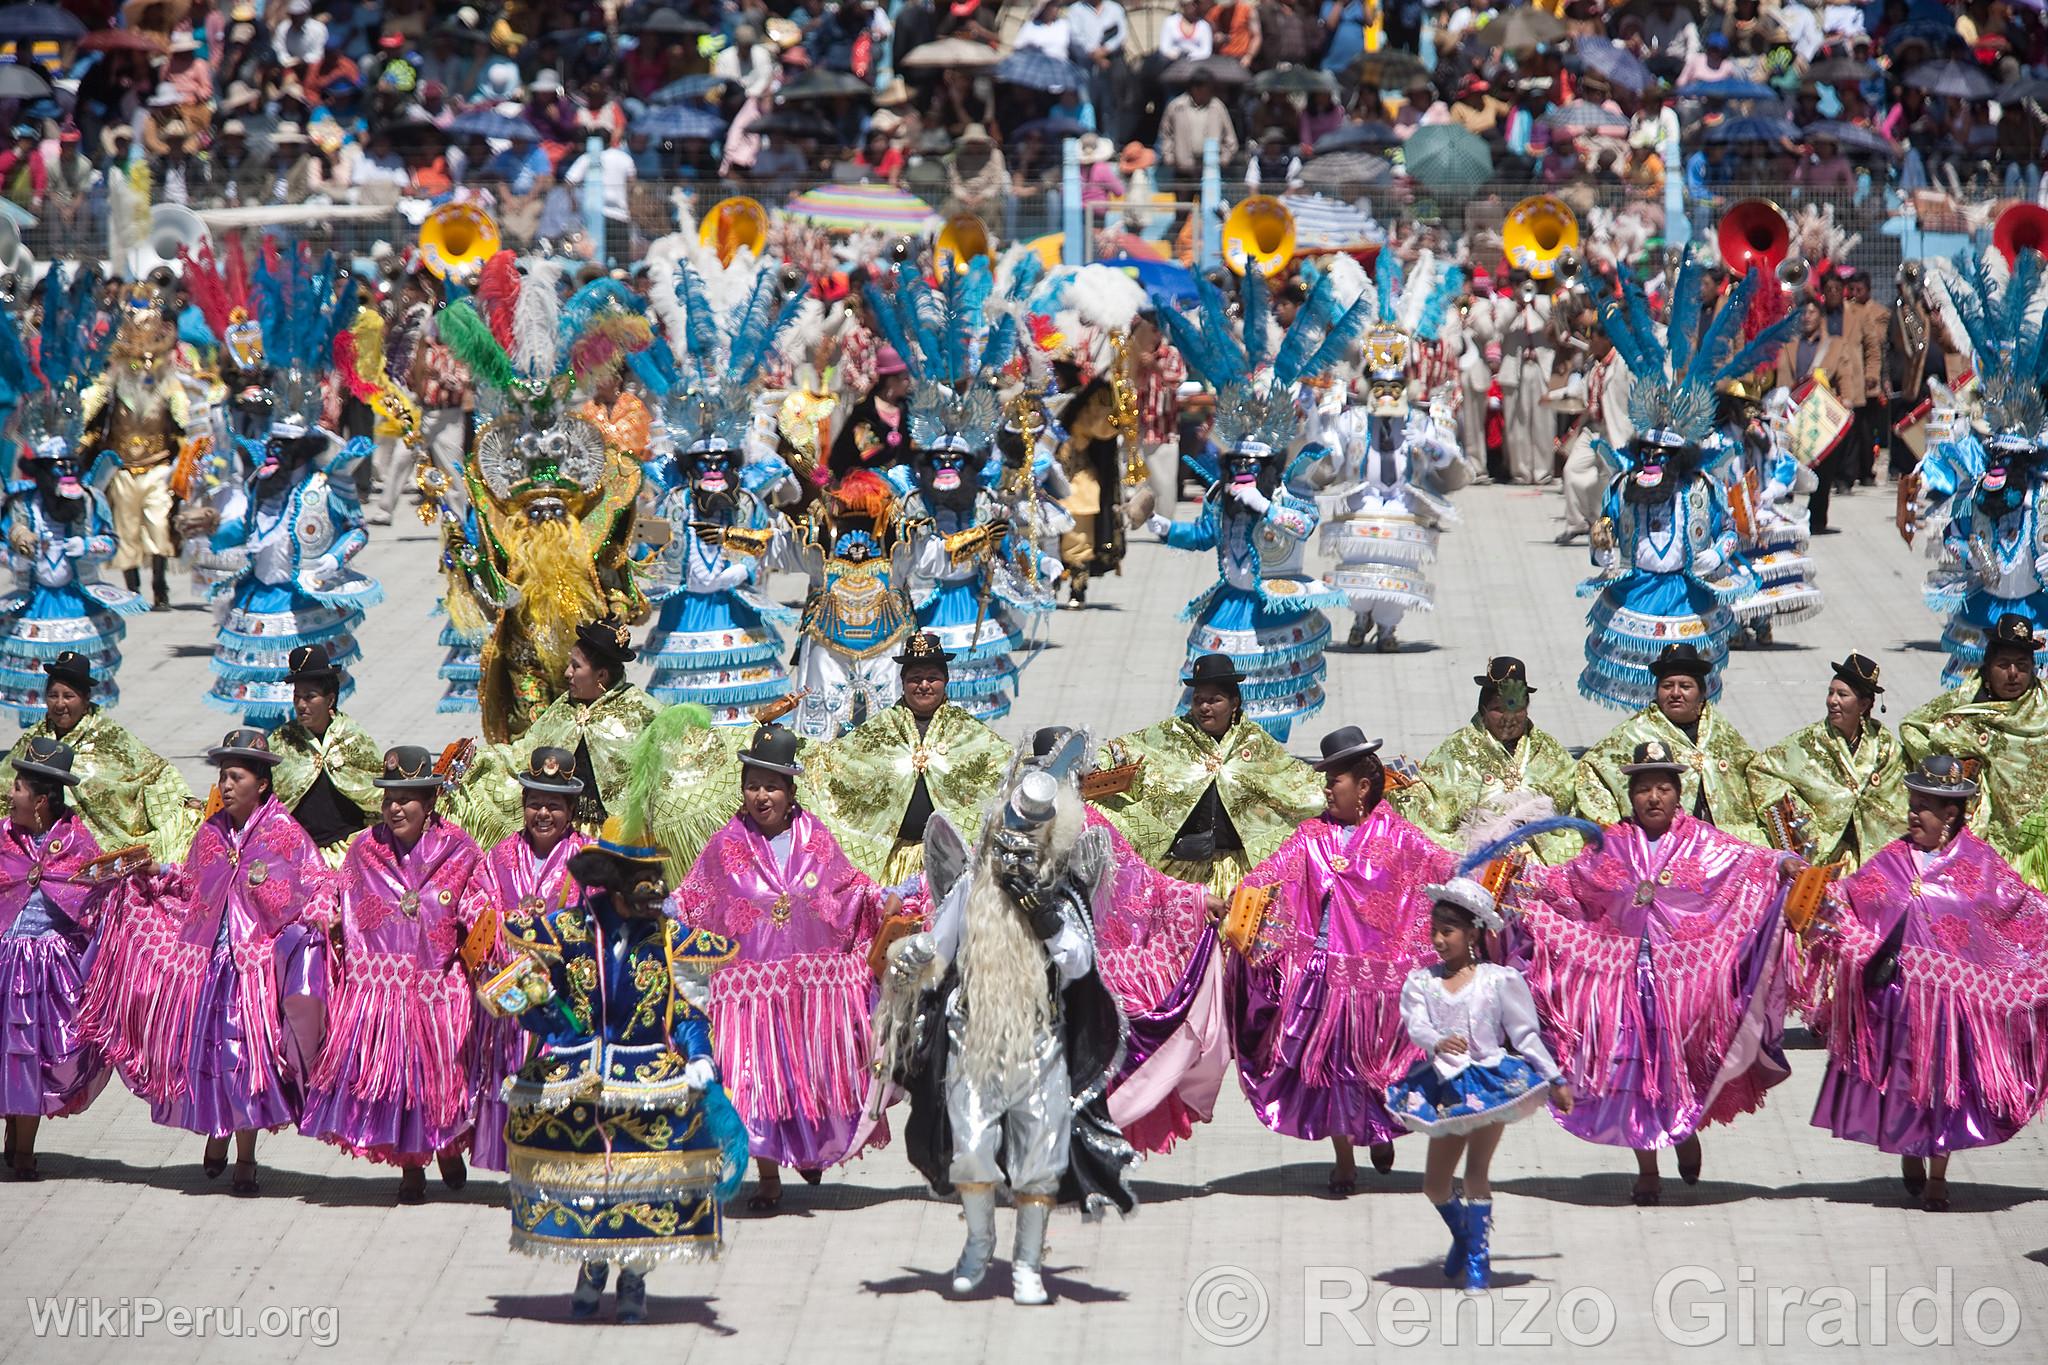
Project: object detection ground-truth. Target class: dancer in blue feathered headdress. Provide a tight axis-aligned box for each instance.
[1906,246,2048,687]
[1144,261,1361,740]
[1318,249,1468,654]
[0,264,149,723]
[1577,255,1796,710]
[637,230,813,723]
[190,237,382,724]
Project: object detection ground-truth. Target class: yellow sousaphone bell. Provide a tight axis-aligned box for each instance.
[934,213,992,275]
[1503,194,1580,282]
[419,200,501,282]
[699,196,769,267]
[1221,195,1296,278]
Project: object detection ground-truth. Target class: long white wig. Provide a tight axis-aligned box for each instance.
[956,786,1087,1081]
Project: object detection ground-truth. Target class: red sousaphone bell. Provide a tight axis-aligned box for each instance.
[1993,203,2048,268]
[1718,199,1790,277]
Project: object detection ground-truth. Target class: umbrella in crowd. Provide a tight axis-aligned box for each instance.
[1312,121,1398,154]
[1402,124,1492,189]
[1162,56,1252,88]
[778,69,873,104]
[631,6,712,38]
[898,37,1001,70]
[1298,150,1393,190]
[435,15,496,45]
[0,61,50,101]
[1354,48,1428,90]
[78,27,165,54]
[1676,78,1777,101]
[1704,116,1801,144]
[1803,121,1901,159]
[650,74,735,106]
[1806,57,1880,86]
[1011,114,1091,142]
[446,109,541,142]
[1904,60,1995,101]
[634,105,726,142]
[1572,38,1650,96]
[1251,64,1337,96]
[0,3,84,41]
[994,50,1085,94]
[1105,255,1198,305]
[1997,76,2048,105]
[1285,193,1380,252]
[1543,103,1629,135]
[786,183,938,232]
[749,110,839,140]
[1479,9,1566,56]
[1884,20,1967,54]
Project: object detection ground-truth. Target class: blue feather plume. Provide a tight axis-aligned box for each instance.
[1455,817,1607,879]
[675,265,721,375]
[1665,252,1707,379]
[1376,252,1404,324]
[1269,269,1341,386]
[1297,295,1375,384]
[1416,264,1463,342]
[861,279,918,376]
[1241,268,1270,372]
[1680,266,1753,391]
[1712,309,1798,388]
[1161,299,1229,388]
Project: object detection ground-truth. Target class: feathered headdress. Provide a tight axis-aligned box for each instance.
[1160,266,1376,457]
[1936,247,2048,444]
[1602,252,1796,455]
[19,265,114,456]
[181,234,267,376]
[864,248,1043,455]
[251,237,358,430]
[643,232,813,454]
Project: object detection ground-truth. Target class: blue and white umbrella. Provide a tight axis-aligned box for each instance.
[994,50,1085,95]
[634,105,726,141]
[446,109,540,142]
[1572,38,1651,96]
[1675,78,1778,101]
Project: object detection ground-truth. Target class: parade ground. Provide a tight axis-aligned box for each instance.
[2,479,2041,1363]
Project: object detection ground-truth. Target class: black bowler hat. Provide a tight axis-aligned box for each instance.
[1620,739,1687,776]
[206,727,283,768]
[43,651,94,695]
[11,737,80,786]
[1475,656,1536,703]
[516,746,584,795]
[1309,726,1384,772]
[1903,754,1979,800]
[1031,725,1073,758]
[372,745,440,789]
[1649,643,1713,681]
[894,631,954,669]
[1984,614,2042,659]
[1830,652,1883,697]
[285,643,344,686]
[1182,653,1245,688]
[738,724,803,777]
[574,616,637,673]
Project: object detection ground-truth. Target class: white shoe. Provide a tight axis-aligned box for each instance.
[1011,1195,1052,1306]
[1011,1264,1049,1307]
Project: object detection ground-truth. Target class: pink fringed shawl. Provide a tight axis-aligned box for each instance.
[80,798,336,1102]
[1814,831,2048,1122]
[1514,814,1789,1123]
[0,814,107,935]
[311,819,482,1130]
[1239,807,1455,1090]
[669,812,887,1130]
[1090,806,1214,1013]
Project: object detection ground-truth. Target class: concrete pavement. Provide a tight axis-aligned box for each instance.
[2,474,2040,1364]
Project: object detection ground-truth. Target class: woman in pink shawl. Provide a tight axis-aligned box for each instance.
[1,739,114,1179]
[1229,728,1456,1196]
[301,745,483,1204]
[1808,755,2048,1212]
[457,746,588,1174]
[1512,739,1798,1205]
[80,729,334,1197]
[666,725,897,1214]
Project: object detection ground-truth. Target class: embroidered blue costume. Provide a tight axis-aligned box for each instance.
[1578,260,1794,710]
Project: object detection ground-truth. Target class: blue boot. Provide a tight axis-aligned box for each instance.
[1433,1199,1468,1279]
[1463,1200,1493,1294]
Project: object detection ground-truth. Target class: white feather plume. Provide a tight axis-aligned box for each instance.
[511,256,562,379]
[1395,249,1438,335]
[1322,253,1370,310]
[642,233,695,370]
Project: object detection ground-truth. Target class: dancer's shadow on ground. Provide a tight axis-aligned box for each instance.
[861,1265,1127,1305]
[1901,639,1946,654]
[45,1152,508,1209]
[479,1293,735,1332]
[1188,1162,1426,1202]
[1374,1255,1554,1290]
[1499,1170,2047,1214]
[169,643,214,658]
[733,1181,931,1219]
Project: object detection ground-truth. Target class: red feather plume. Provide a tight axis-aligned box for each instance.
[476,251,521,353]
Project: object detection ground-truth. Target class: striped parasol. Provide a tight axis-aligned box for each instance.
[1284,194,1383,253]
[784,183,940,232]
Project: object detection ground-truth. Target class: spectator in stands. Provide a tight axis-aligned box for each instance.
[1067,0,1132,145]
[1159,70,1239,176]
[1015,0,1073,62]
[1159,0,1216,62]
[944,123,1009,221]
[1210,1,1262,66]
[565,129,637,266]
[1321,0,1368,76]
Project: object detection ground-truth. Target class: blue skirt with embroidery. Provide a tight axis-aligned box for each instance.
[1384,1056,1554,1137]
[645,588,793,725]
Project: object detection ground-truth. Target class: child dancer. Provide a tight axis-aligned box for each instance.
[1384,823,1594,1293]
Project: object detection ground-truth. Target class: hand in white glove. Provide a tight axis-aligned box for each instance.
[1594,547,1619,573]
[307,553,341,578]
[682,1056,718,1092]
[1761,481,1791,506]
[1145,514,1171,537]
[1690,549,1724,579]
[1227,482,1272,514]
[59,535,88,557]
[707,560,752,592]
[2035,551,2048,583]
